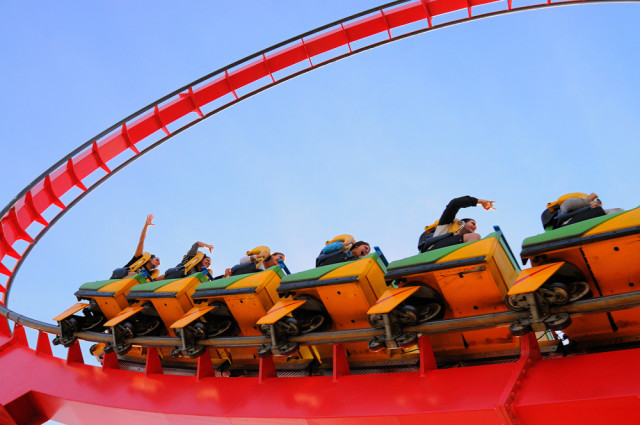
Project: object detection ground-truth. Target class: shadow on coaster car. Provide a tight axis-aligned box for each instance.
[256,248,400,364]
[169,262,319,369]
[508,205,640,344]
[52,266,158,347]
[101,253,213,355]
[368,227,521,358]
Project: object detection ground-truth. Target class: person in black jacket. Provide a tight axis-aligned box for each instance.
[418,196,495,252]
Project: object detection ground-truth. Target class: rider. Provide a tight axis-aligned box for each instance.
[316,235,370,267]
[110,214,162,280]
[226,247,286,276]
[164,241,214,279]
[547,192,623,229]
[418,196,495,252]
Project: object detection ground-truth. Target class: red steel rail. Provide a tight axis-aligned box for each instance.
[0,0,631,306]
[1,319,640,425]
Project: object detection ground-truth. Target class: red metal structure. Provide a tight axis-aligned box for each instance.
[1,1,639,424]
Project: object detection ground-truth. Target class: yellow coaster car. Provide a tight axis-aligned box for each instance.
[170,264,306,364]
[52,274,149,348]
[370,227,520,358]
[102,272,210,355]
[256,249,398,364]
[510,206,640,344]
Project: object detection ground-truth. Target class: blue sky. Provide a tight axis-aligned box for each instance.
[1,1,639,421]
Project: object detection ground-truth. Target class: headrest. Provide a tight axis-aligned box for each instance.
[547,192,588,212]
[325,234,355,246]
[128,252,152,272]
[184,252,205,274]
[246,246,271,257]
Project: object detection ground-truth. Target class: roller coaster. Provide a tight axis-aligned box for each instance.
[1,1,640,424]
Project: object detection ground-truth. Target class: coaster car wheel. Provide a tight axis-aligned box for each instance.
[259,323,273,337]
[184,344,206,359]
[505,294,528,311]
[417,301,443,323]
[297,313,330,334]
[81,314,105,331]
[395,332,418,349]
[137,318,162,336]
[279,341,300,357]
[403,282,446,322]
[53,316,80,348]
[392,304,418,325]
[368,335,386,352]
[277,316,301,336]
[256,344,272,358]
[545,313,571,331]
[367,313,386,329]
[539,282,570,305]
[206,319,234,338]
[509,321,532,337]
[569,281,591,302]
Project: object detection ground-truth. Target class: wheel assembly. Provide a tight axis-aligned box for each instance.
[539,282,570,305]
[509,320,532,337]
[569,281,591,302]
[505,294,528,311]
[368,335,386,352]
[367,313,386,329]
[395,332,418,349]
[392,304,418,324]
[417,301,443,322]
[545,313,571,331]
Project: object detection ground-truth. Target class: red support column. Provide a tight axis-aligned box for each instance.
[419,335,437,376]
[66,341,84,364]
[102,351,120,370]
[259,356,277,383]
[332,343,351,381]
[196,349,215,381]
[496,332,541,424]
[35,331,52,356]
[11,324,28,347]
[145,347,163,375]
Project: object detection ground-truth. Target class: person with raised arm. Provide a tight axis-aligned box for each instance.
[110,214,162,280]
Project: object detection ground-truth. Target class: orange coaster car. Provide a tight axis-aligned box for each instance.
[369,227,521,359]
[509,206,640,345]
[256,249,400,365]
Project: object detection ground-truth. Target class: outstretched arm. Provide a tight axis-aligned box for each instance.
[438,196,478,226]
[186,241,214,257]
[134,214,155,257]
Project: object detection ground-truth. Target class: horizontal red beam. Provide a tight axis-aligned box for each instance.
[0,331,639,425]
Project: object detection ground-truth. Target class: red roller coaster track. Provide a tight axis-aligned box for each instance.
[1,1,639,424]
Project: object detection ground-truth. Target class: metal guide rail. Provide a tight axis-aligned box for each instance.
[2,290,640,350]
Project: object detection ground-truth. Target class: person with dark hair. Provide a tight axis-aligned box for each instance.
[225,247,286,277]
[164,241,214,279]
[418,196,495,253]
[545,192,623,229]
[316,235,370,267]
[110,214,162,280]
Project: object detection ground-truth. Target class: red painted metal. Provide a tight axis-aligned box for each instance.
[0,325,639,425]
[1,1,638,423]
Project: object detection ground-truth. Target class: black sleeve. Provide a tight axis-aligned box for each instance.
[123,255,141,268]
[438,196,478,225]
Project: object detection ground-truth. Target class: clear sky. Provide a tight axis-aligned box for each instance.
[1,1,639,422]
